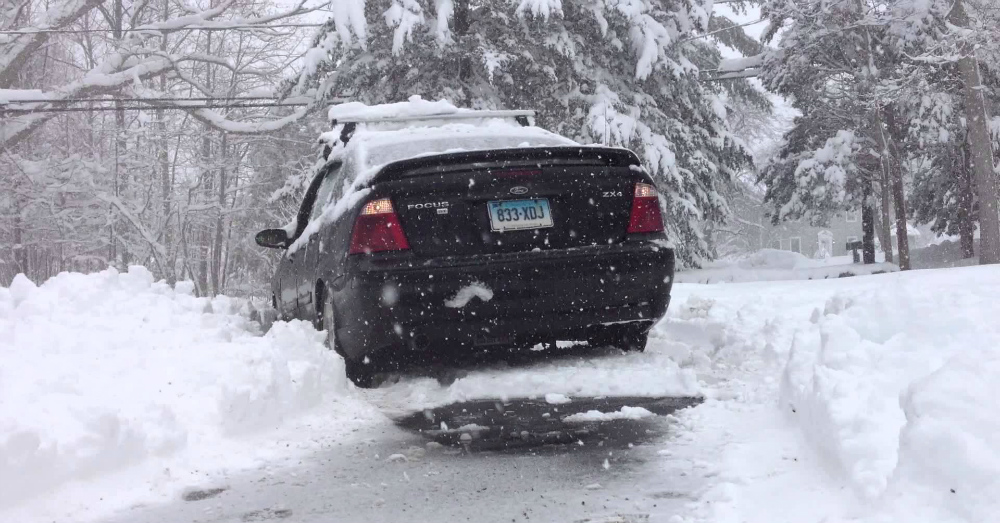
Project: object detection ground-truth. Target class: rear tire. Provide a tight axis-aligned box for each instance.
[590,325,649,352]
[620,328,648,352]
[318,284,346,358]
[319,283,377,387]
[345,358,378,388]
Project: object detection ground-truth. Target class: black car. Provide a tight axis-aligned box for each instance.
[255,114,675,387]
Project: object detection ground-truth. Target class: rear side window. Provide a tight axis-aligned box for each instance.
[309,165,342,222]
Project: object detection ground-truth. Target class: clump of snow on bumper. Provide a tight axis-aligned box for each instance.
[0,267,355,508]
[444,282,493,308]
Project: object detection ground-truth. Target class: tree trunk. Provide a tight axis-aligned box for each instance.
[211,133,227,295]
[871,108,893,262]
[885,106,910,270]
[878,165,893,262]
[957,140,976,258]
[158,0,174,282]
[862,175,877,264]
[950,0,1000,264]
[198,28,214,296]
[111,0,130,268]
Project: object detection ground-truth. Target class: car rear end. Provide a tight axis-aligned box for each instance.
[329,146,675,365]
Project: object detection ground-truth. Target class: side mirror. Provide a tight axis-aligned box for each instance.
[255,228,289,249]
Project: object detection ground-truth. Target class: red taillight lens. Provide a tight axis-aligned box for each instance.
[349,198,410,254]
[627,182,664,234]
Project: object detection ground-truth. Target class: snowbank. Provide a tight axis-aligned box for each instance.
[779,266,1000,521]
[0,267,362,510]
[676,248,897,283]
[657,267,1000,523]
[877,351,1000,522]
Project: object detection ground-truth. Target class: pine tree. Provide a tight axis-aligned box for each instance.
[756,0,883,263]
[290,0,753,266]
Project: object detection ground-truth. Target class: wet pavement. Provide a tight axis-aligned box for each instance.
[395,396,702,452]
[99,395,703,523]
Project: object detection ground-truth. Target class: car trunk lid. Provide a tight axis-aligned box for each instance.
[378,147,645,258]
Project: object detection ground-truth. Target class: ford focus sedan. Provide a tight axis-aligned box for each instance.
[255,109,675,387]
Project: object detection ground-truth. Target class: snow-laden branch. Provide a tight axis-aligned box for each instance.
[94,192,168,275]
[0,0,319,149]
[0,0,105,88]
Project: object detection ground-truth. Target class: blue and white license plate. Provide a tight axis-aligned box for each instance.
[487,198,553,232]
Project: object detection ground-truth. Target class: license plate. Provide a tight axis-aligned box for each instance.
[487,199,553,232]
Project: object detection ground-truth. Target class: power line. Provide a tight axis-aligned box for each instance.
[0,22,325,36]
[679,18,765,44]
[2,96,308,104]
[1,102,312,114]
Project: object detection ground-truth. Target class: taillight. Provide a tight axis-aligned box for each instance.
[627,182,664,234]
[349,198,410,254]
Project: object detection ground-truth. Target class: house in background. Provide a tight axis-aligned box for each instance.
[765,210,864,257]
[719,185,922,259]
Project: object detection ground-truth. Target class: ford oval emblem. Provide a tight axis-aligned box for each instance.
[510,186,529,195]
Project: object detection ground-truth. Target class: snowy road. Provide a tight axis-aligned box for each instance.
[98,396,702,523]
[4,265,1000,523]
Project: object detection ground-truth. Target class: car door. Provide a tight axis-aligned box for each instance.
[276,166,331,320]
[284,162,344,321]
[300,162,347,322]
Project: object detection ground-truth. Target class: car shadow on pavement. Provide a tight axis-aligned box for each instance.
[394,396,703,454]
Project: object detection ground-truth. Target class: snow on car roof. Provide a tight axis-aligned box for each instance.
[321,97,577,182]
[342,121,577,171]
[327,94,530,123]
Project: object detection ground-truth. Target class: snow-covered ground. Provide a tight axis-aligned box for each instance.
[2,265,998,523]
[666,265,1000,523]
[676,248,897,283]
[0,267,381,521]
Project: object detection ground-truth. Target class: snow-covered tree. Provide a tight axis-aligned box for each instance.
[290,0,753,266]
[0,0,322,291]
[757,0,1000,266]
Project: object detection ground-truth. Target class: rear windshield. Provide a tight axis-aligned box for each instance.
[342,122,578,174]
[364,134,574,167]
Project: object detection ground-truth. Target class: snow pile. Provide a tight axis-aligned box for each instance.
[0,267,357,510]
[737,248,815,270]
[562,406,654,423]
[677,248,898,283]
[877,351,1000,522]
[780,266,1000,521]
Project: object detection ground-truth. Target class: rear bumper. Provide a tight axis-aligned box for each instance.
[330,241,674,361]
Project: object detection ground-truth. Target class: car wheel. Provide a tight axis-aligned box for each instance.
[320,285,380,388]
[619,327,649,353]
[319,286,345,357]
[345,358,378,388]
